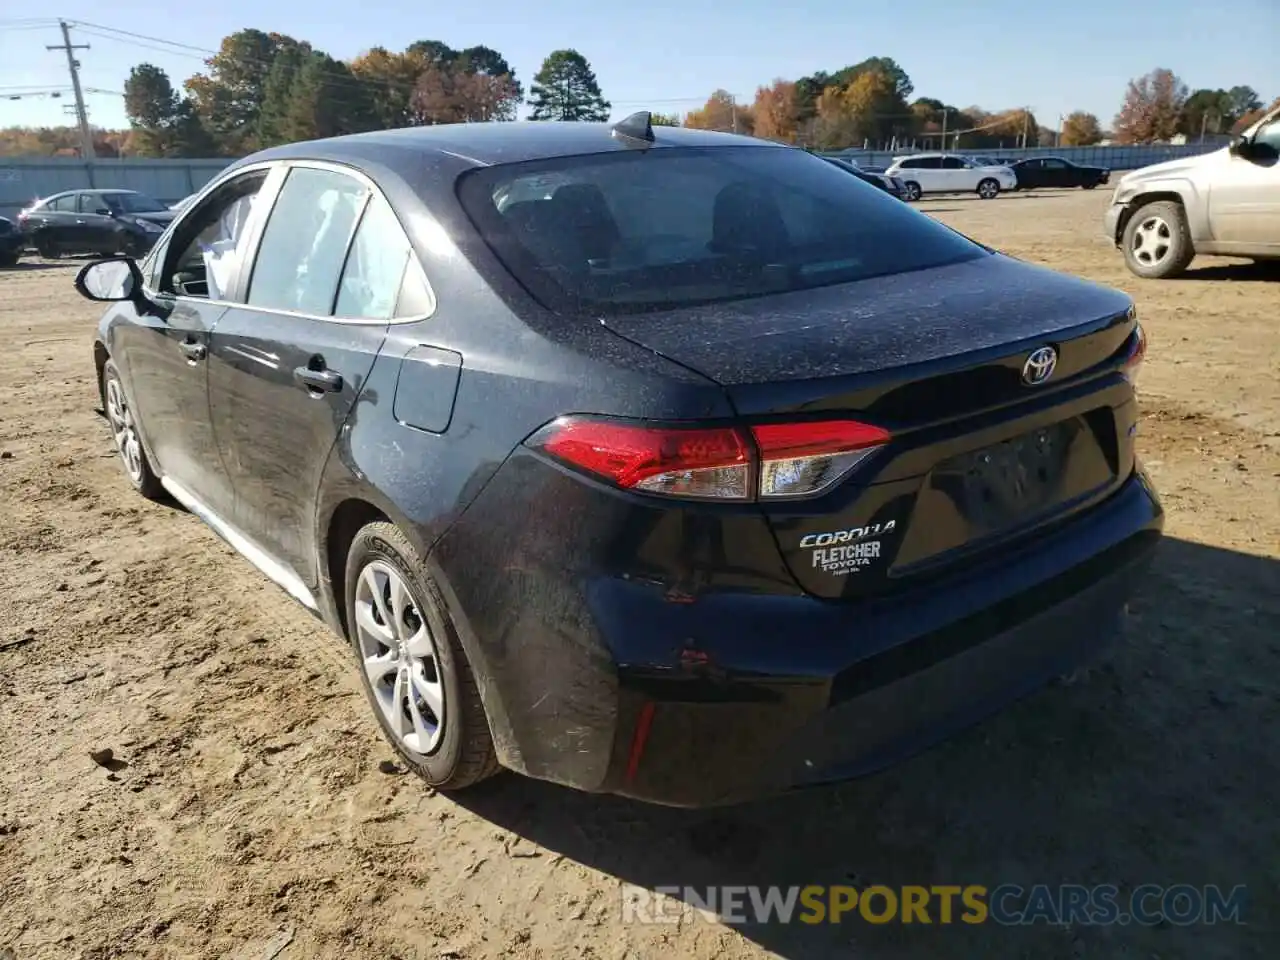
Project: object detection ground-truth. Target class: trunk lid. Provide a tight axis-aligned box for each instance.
[602,254,1140,599]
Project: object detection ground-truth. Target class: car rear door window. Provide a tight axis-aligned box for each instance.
[334,191,426,321]
[248,167,369,316]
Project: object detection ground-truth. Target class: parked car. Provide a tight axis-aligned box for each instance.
[822,156,907,200]
[1105,104,1280,279]
[18,189,175,259]
[170,194,197,211]
[884,153,1018,200]
[0,216,23,266]
[75,115,1162,808]
[1010,157,1110,191]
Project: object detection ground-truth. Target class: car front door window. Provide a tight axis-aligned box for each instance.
[160,171,270,300]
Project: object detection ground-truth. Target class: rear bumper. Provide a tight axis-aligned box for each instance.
[438,463,1162,807]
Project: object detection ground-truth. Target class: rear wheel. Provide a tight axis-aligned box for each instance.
[102,359,164,499]
[0,251,18,267]
[345,522,499,791]
[1121,200,1195,279]
[977,178,1001,200]
[901,180,923,202]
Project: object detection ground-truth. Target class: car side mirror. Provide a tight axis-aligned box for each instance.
[75,258,143,303]
[1228,135,1252,157]
[95,207,115,216]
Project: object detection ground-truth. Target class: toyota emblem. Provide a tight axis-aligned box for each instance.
[1022,346,1058,386]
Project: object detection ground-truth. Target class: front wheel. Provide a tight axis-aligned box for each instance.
[1121,200,1195,279]
[35,235,60,259]
[102,359,164,499]
[345,522,499,792]
[977,178,1001,200]
[901,180,923,202]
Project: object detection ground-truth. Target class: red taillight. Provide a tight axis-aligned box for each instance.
[1123,322,1146,382]
[533,417,751,499]
[529,415,890,501]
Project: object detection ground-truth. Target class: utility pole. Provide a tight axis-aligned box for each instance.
[1020,108,1030,149]
[48,20,95,163]
[730,94,738,134]
[940,108,948,152]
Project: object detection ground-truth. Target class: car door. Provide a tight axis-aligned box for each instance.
[76,192,119,251]
[206,162,400,588]
[111,167,279,519]
[1210,114,1280,252]
[939,156,969,191]
[1017,159,1043,189]
[1039,158,1070,188]
[34,193,78,247]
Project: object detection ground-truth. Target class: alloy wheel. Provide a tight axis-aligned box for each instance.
[354,560,446,755]
[978,179,1000,200]
[1131,216,1172,268]
[104,376,144,485]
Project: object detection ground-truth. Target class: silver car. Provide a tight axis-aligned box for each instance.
[1105,104,1280,278]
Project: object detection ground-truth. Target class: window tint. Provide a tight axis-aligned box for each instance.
[79,194,104,214]
[335,192,418,320]
[248,167,368,315]
[940,157,966,169]
[458,146,987,315]
[897,159,919,169]
[110,193,168,213]
[1044,159,1067,169]
[49,195,76,212]
[161,171,269,300]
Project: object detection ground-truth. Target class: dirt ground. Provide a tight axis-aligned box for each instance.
[1,189,1277,960]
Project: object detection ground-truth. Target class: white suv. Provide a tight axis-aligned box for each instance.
[884,153,1018,201]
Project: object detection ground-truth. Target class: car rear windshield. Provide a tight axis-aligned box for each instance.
[456,145,989,315]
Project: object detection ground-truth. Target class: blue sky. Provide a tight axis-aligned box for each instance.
[1,0,1277,132]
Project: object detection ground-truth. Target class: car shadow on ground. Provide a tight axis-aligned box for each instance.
[1,261,73,273]
[1178,260,1280,282]
[455,535,1275,958]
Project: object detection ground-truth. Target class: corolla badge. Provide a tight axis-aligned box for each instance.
[1021,346,1058,386]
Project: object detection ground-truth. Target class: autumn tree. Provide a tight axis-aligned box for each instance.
[1113,68,1188,144]
[185,29,297,153]
[649,112,680,127]
[751,80,799,143]
[528,50,610,121]
[348,47,418,129]
[813,70,899,148]
[684,90,753,134]
[1060,110,1102,146]
[410,60,520,124]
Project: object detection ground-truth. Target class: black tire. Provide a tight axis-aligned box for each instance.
[101,359,164,500]
[1082,182,1099,190]
[0,251,18,267]
[977,178,1001,200]
[1121,199,1195,279]
[902,180,923,202]
[345,521,499,792]
[35,235,60,259]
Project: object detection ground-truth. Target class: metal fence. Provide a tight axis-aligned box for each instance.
[821,141,1227,173]
[0,140,1231,219]
[0,157,233,219]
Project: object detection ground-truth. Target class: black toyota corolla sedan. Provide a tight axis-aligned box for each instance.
[74,115,1162,807]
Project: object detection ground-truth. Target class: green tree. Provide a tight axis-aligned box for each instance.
[1227,85,1262,118]
[349,47,421,129]
[528,49,610,121]
[123,63,214,157]
[283,52,379,143]
[257,41,312,147]
[650,112,681,127]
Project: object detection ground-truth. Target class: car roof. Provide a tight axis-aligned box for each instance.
[242,121,780,173]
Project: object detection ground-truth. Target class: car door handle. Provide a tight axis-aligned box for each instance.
[293,366,343,393]
[178,340,206,363]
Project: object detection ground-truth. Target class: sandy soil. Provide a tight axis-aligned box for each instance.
[1,189,1277,960]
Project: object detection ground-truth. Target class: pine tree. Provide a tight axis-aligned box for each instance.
[527,50,610,122]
